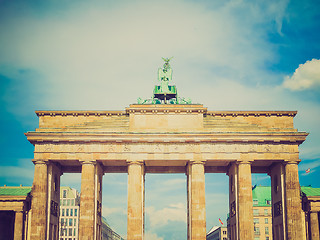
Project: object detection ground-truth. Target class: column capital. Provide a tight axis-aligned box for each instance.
[189,160,206,165]
[284,159,301,165]
[79,160,96,165]
[127,160,144,166]
[236,160,253,165]
[32,159,48,165]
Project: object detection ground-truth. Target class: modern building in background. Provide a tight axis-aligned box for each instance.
[206,226,228,240]
[101,217,125,240]
[59,186,80,240]
[252,186,273,240]
[58,186,124,240]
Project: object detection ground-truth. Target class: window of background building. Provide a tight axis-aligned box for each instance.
[265,227,269,235]
[66,209,69,216]
[266,237,269,240]
[266,200,271,205]
[264,209,268,216]
[63,190,67,198]
[62,209,65,216]
[63,199,66,206]
[69,228,72,236]
[223,230,227,234]
[67,199,70,206]
[69,219,73,226]
[265,218,268,224]
[70,209,73,216]
[253,209,259,216]
[71,199,74,206]
[253,199,258,205]
[75,209,77,216]
[74,219,77,226]
[74,228,76,236]
[255,227,260,234]
[254,218,259,223]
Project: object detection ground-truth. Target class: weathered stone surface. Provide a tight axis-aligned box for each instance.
[30,161,48,240]
[25,104,308,239]
[14,211,24,240]
[127,161,144,240]
[187,161,206,240]
[79,161,96,240]
[285,161,304,240]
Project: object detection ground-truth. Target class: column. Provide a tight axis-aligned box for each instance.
[187,160,206,240]
[95,163,103,240]
[284,161,304,239]
[127,161,145,240]
[227,163,238,240]
[270,163,286,240]
[79,161,96,240]
[14,211,24,240]
[310,212,319,240]
[30,160,48,240]
[237,160,254,240]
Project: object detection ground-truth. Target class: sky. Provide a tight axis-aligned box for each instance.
[0,0,320,239]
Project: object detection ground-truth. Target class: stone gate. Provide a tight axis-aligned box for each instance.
[25,104,308,240]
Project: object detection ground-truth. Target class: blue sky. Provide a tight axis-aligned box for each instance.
[0,0,320,239]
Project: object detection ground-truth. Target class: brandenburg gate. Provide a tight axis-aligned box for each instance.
[25,59,308,240]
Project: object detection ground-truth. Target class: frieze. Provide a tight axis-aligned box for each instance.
[34,142,299,155]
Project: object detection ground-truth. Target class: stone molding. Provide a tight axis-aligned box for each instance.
[126,160,144,166]
[284,159,301,165]
[32,159,48,165]
[26,132,308,145]
[79,160,96,165]
[36,111,126,117]
[206,111,297,117]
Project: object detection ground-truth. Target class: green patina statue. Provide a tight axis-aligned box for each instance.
[137,58,192,104]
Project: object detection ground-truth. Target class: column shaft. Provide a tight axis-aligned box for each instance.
[310,212,320,240]
[127,162,144,240]
[14,211,24,240]
[285,162,304,239]
[237,162,254,240]
[79,162,96,240]
[30,161,48,239]
[187,162,206,240]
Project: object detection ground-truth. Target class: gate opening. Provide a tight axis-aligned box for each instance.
[145,173,187,240]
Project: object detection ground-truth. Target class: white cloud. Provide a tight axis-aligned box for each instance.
[146,203,187,228]
[299,159,320,173]
[283,59,320,91]
[0,0,289,114]
[0,166,34,180]
[102,206,126,217]
[145,232,164,240]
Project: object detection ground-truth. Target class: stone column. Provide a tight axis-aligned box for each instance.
[237,160,254,240]
[127,161,145,240]
[79,161,96,240]
[270,163,286,240]
[227,163,238,240]
[14,211,24,240]
[95,163,103,240]
[284,161,304,240]
[310,212,319,240]
[30,160,48,240]
[187,160,206,240]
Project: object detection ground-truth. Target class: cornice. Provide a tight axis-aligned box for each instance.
[35,111,127,117]
[25,131,308,145]
[206,111,297,117]
[34,109,298,117]
[126,104,207,114]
